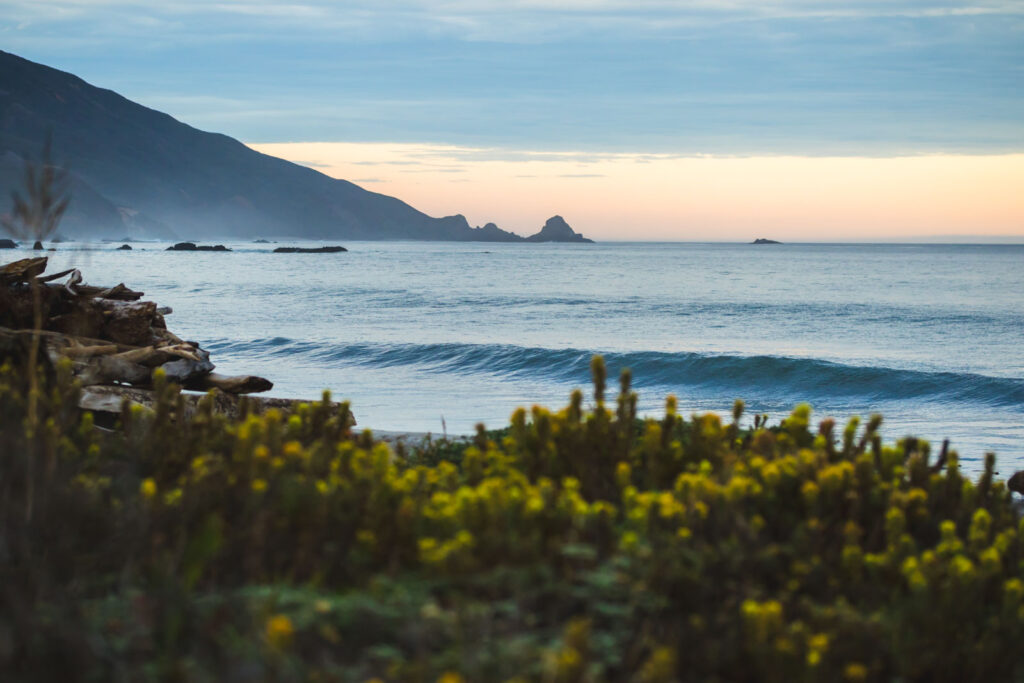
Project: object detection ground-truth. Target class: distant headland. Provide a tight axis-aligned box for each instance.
[752,238,782,244]
[0,50,590,244]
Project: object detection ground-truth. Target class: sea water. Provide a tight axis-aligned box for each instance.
[44,241,1024,473]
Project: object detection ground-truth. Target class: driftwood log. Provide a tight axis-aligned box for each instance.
[0,257,48,284]
[184,372,274,394]
[78,384,354,425]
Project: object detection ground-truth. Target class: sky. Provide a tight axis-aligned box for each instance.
[3,0,1023,240]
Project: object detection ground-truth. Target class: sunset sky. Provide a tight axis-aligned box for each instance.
[4,0,1022,240]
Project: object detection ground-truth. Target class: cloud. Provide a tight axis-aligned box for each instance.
[292,160,332,169]
[3,0,1022,154]
[7,1,1024,44]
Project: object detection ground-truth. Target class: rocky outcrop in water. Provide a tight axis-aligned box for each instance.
[273,246,347,253]
[166,242,230,252]
[524,216,594,243]
[0,239,16,249]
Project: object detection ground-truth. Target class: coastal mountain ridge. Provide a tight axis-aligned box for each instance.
[0,50,590,243]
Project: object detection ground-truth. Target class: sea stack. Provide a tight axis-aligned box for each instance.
[525,216,594,243]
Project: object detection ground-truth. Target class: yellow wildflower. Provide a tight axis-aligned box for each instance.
[139,478,157,500]
[844,663,868,681]
[265,614,294,650]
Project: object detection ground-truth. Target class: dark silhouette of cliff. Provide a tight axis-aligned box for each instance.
[0,50,521,241]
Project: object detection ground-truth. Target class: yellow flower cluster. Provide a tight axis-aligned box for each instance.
[3,356,1024,681]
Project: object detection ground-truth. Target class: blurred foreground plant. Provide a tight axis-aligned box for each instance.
[0,355,1021,681]
[1,139,70,521]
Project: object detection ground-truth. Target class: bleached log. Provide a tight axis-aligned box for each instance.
[63,269,83,296]
[109,343,205,366]
[63,343,119,358]
[76,355,152,386]
[79,385,354,424]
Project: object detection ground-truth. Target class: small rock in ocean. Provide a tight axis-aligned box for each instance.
[32,240,43,250]
[273,246,347,253]
[0,239,16,249]
[118,244,133,250]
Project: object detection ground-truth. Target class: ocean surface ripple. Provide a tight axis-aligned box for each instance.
[206,338,1024,409]
[45,240,1024,471]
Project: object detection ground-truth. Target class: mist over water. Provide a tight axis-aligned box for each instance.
[45,241,1024,473]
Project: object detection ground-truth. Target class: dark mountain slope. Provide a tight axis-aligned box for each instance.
[0,50,517,241]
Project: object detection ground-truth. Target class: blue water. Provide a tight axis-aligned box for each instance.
[46,241,1024,473]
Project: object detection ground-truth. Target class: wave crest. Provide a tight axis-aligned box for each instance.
[204,338,1024,408]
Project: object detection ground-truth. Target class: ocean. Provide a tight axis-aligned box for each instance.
[45,241,1024,474]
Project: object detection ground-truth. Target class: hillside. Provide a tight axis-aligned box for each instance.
[0,50,526,241]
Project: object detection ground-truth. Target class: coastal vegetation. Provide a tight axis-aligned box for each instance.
[1,348,1022,681]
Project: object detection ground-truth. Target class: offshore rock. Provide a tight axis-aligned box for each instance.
[524,216,593,243]
[166,242,231,252]
[273,246,347,253]
[0,239,16,249]
[469,222,524,242]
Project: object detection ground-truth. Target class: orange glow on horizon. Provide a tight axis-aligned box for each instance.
[248,142,1024,241]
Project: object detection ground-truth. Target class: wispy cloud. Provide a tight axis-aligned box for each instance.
[3,0,1022,154]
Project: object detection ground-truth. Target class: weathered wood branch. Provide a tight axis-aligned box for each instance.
[36,267,77,283]
[76,356,152,386]
[0,257,48,283]
[184,372,273,394]
[78,385,352,424]
[62,343,119,358]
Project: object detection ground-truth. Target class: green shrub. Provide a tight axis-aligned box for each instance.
[0,356,1021,681]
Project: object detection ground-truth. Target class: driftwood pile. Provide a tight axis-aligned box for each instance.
[0,256,330,422]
